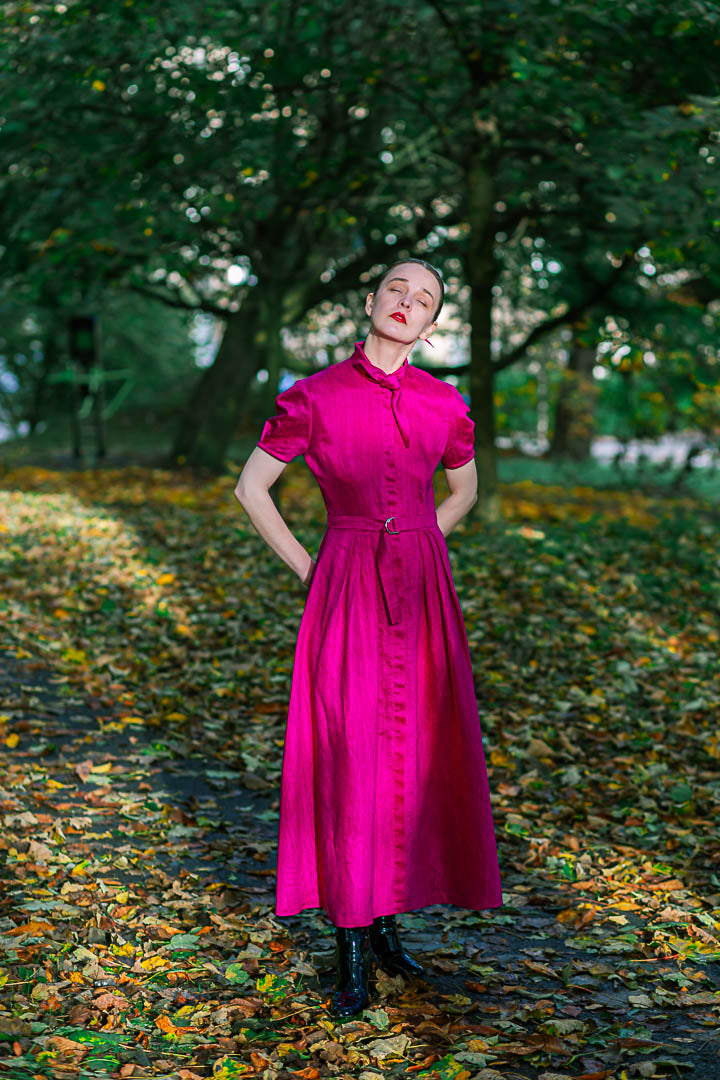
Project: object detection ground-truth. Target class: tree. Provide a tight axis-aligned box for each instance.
[1,1,459,465]
[2,1,719,506]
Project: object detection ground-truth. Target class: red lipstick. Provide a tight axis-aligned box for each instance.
[390,312,406,323]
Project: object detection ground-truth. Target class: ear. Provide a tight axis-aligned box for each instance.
[365,291,375,314]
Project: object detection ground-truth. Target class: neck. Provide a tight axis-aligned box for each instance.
[362,330,413,374]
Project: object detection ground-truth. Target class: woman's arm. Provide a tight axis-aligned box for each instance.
[436,457,478,538]
[234,447,316,587]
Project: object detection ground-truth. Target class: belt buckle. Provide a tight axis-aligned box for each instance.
[384,515,399,534]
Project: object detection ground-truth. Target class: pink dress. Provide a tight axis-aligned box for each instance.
[256,340,503,927]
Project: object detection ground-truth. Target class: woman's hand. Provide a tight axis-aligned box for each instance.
[302,557,317,588]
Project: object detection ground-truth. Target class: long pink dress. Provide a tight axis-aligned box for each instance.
[256,340,503,927]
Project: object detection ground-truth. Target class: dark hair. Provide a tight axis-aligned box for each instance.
[374,257,445,322]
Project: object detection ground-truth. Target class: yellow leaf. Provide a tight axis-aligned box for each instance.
[62,647,87,663]
[705,734,720,760]
[111,941,134,955]
[5,733,19,748]
[213,1056,253,1078]
[157,572,175,585]
[140,955,170,971]
[92,80,106,91]
[91,762,113,774]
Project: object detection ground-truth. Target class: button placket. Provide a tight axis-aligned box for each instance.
[350,343,413,911]
[381,384,406,906]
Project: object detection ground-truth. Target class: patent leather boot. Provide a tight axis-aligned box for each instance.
[369,914,425,977]
[331,926,372,1018]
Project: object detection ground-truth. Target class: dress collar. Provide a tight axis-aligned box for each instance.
[351,340,409,385]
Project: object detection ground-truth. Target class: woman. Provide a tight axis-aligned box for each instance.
[235,258,503,1019]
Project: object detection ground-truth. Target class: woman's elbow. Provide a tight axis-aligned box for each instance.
[234,474,255,506]
[461,482,478,506]
[235,474,270,506]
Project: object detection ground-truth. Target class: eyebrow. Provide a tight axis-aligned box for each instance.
[386,276,436,302]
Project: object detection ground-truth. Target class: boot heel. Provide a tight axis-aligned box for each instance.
[369,914,425,977]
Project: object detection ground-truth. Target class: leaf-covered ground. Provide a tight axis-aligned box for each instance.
[1,463,719,1080]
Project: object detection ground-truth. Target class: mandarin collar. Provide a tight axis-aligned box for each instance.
[351,340,410,384]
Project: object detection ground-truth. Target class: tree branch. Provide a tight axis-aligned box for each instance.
[424,0,471,77]
[493,253,634,373]
[129,283,227,319]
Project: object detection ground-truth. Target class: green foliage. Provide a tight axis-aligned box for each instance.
[97,292,200,414]
[1,0,720,468]
[0,291,199,438]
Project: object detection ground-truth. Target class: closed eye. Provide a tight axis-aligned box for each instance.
[390,287,428,306]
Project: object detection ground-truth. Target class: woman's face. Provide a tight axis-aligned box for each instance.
[366,263,440,343]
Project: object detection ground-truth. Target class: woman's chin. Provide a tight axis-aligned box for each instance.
[370,321,414,343]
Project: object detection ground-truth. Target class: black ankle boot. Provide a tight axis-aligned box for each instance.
[331,926,373,1018]
[369,914,425,977]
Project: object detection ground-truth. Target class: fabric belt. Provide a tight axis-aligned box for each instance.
[326,511,439,625]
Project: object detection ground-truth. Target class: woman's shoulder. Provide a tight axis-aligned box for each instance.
[288,359,351,396]
[411,364,464,402]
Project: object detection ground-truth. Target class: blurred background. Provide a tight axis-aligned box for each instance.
[1,0,719,514]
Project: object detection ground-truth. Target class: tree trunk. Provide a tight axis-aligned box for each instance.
[466,146,501,523]
[170,304,261,469]
[27,327,59,435]
[93,317,106,461]
[548,320,598,460]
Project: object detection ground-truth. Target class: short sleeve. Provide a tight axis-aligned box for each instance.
[256,379,312,463]
[441,386,475,469]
